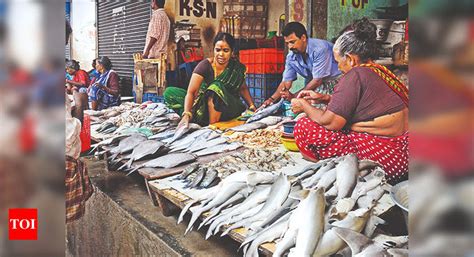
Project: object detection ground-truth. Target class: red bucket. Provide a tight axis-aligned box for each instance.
[80,114,91,152]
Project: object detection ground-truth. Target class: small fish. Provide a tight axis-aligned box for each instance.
[179,163,200,180]
[187,167,207,188]
[199,169,218,188]
[149,129,176,140]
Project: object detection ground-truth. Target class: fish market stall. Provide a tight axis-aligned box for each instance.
[147,151,406,257]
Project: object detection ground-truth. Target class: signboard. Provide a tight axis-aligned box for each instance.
[179,0,217,19]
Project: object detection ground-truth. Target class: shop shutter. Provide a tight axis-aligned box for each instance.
[97,1,150,96]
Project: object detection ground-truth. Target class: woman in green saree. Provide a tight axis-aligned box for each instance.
[164,33,256,128]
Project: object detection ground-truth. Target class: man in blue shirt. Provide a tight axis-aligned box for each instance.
[261,22,341,108]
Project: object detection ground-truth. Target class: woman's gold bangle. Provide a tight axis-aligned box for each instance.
[249,104,256,110]
[182,111,193,119]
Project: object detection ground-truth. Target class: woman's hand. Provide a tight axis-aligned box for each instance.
[248,104,256,112]
[177,115,190,130]
[291,98,307,114]
[297,90,326,104]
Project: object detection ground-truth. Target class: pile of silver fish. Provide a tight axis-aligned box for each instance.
[92,125,243,175]
[175,147,296,189]
[177,154,408,257]
[90,102,180,136]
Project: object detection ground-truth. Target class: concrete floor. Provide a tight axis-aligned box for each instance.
[66,157,240,257]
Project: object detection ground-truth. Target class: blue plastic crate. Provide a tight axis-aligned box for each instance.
[132,91,164,103]
[245,73,282,108]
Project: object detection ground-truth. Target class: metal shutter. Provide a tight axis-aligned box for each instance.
[97,0,150,96]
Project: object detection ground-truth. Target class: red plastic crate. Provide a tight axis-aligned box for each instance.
[256,36,284,49]
[239,48,284,74]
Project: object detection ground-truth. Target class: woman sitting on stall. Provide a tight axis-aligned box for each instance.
[164,32,256,127]
[291,18,409,184]
[66,59,90,94]
[88,56,121,110]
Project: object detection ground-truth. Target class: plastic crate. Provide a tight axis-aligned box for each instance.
[245,73,282,107]
[240,48,284,74]
[132,91,165,103]
[256,36,284,49]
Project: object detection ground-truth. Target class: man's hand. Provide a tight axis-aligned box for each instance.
[280,90,295,100]
[258,97,275,111]
[291,98,307,114]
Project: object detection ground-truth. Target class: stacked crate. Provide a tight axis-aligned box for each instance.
[241,48,284,107]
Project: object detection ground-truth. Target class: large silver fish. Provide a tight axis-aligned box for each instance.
[167,123,201,144]
[221,174,291,236]
[335,154,359,200]
[126,152,197,175]
[107,133,148,161]
[228,122,267,132]
[194,142,242,157]
[118,140,167,170]
[246,98,284,123]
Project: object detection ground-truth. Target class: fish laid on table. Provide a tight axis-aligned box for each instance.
[118,140,167,170]
[311,207,371,257]
[166,127,211,148]
[273,188,326,257]
[335,153,359,200]
[90,134,129,153]
[255,115,287,126]
[106,133,148,161]
[243,213,290,257]
[332,227,408,257]
[246,98,284,123]
[221,174,291,236]
[167,123,201,144]
[170,129,214,153]
[194,142,242,157]
[186,136,228,153]
[149,129,176,140]
[178,163,200,180]
[228,122,267,132]
[126,152,197,175]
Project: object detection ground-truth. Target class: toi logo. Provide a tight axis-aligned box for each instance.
[8,209,38,240]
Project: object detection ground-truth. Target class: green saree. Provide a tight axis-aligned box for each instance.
[164,59,247,126]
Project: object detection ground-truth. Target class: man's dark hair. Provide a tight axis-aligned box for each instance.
[282,22,307,38]
[154,0,165,8]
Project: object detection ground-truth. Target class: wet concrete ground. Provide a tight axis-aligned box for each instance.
[66,157,240,257]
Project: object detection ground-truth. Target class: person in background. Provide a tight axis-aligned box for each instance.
[164,32,256,127]
[291,18,409,185]
[65,60,89,122]
[65,59,89,94]
[88,56,120,110]
[261,22,341,109]
[87,58,100,82]
[142,0,170,59]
